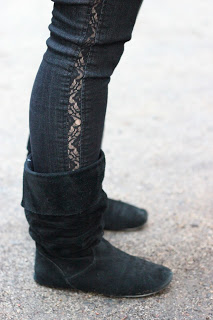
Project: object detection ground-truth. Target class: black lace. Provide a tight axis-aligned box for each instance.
[67,0,102,170]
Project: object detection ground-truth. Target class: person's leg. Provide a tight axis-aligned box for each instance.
[29,0,107,173]
[22,0,173,297]
[27,0,148,230]
[30,0,144,173]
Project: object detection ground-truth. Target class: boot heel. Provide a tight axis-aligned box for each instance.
[34,249,70,289]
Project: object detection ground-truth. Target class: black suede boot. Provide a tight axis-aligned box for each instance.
[21,150,172,297]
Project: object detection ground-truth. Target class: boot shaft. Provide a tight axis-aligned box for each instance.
[22,150,107,258]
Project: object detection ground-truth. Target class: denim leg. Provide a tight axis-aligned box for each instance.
[29,0,143,173]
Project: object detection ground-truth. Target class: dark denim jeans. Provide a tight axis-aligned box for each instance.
[28,0,143,173]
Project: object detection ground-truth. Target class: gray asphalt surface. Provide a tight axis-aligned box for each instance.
[0,0,213,319]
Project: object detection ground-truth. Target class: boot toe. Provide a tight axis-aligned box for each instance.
[104,199,148,231]
[147,263,173,295]
[129,206,148,229]
[118,258,173,297]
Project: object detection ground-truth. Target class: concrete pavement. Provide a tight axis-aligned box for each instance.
[0,0,212,319]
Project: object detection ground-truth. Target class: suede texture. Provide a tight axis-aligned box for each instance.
[104,199,148,230]
[22,150,107,257]
[21,150,107,216]
[22,149,172,297]
[34,239,172,297]
[26,136,147,231]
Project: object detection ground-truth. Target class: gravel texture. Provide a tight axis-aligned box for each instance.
[0,0,213,319]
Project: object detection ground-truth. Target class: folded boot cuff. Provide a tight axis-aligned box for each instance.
[21,150,107,216]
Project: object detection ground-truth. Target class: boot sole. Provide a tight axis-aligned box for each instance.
[34,270,173,298]
[104,224,146,232]
[121,272,173,298]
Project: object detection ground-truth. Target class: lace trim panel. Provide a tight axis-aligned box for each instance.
[67,0,101,170]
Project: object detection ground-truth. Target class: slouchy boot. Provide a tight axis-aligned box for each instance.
[21,150,172,297]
